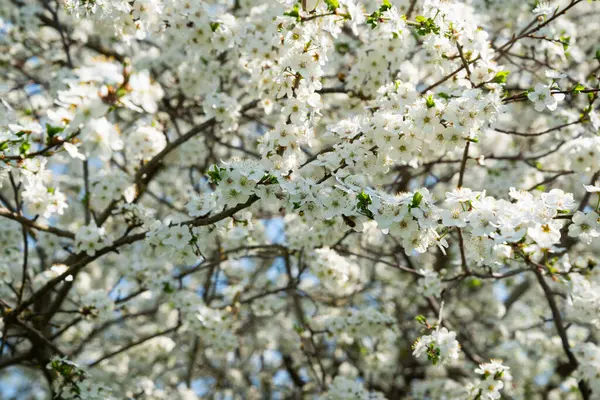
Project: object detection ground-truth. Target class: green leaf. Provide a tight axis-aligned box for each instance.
[366,11,381,29]
[283,4,301,21]
[425,95,435,108]
[335,42,350,54]
[325,0,339,11]
[559,35,570,51]
[410,191,423,208]
[414,16,440,36]
[468,278,482,288]
[206,165,224,184]
[46,123,64,138]
[573,83,585,93]
[547,265,558,275]
[19,141,31,154]
[116,87,128,98]
[366,2,394,29]
[356,190,374,218]
[261,174,278,185]
[492,70,510,84]
[426,344,441,364]
[163,282,174,293]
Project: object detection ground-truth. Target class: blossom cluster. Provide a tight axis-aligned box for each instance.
[1,0,600,399]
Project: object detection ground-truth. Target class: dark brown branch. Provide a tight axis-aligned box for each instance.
[88,325,180,367]
[532,267,590,399]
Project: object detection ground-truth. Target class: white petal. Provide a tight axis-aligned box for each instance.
[546,99,558,111]
[124,185,137,203]
[63,142,86,160]
[583,184,600,193]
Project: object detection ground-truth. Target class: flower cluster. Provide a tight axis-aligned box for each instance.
[470,360,511,400]
[75,222,113,256]
[573,343,600,394]
[323,308,396,340]
[47,356,112,400]
[193,304,238,353]
[412,327,461,366]
[2,0,600,398]
[309,247,362,296]
[320,376,386,400]
[79,289,115,323]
